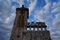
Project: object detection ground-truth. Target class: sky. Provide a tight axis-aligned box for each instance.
[0,0,60,40]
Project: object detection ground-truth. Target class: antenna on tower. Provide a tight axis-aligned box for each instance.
[22,5,24,8]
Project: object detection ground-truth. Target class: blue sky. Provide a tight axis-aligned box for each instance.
[0,0,60,40]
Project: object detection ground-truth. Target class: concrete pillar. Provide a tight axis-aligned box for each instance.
[45,28,47,31]
[37,28,39,31]
[41,27,43,31]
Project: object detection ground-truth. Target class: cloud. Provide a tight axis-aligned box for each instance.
[51,2,60,14]
[0,0,60,40]
[45,0,50,3]
[53,13,60,31]
[0,0,16,40]
[28,0,37,16]
[51,5,60,40]
[33,0,60,40]
[0,0,24,40]
[34,0,52,22]
[12,0,24,7]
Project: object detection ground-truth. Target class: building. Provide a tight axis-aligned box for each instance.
[10,5,51,40]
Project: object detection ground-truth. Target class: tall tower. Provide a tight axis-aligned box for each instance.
[10,5,29,40]
[10,5,51,40]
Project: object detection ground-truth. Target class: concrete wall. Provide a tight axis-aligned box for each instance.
[22,31,51,40]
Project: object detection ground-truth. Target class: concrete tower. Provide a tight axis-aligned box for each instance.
[10,5,51,40]
[10,5,29,40]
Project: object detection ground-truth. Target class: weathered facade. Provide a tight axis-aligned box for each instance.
[10,5,51,40]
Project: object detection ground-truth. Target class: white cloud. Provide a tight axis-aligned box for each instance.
[51,2,60,13]
[0,0,16,40]
[34,0,60,40]
[53,13,60,30]
[12,0,24,7]
[0,0,60,40]
[34,1,52,22]
[45,0,50,3]
[5,17,10,24]
[0,0,11,15]
[28,0,37,16]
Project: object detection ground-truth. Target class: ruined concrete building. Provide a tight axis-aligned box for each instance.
[10,5,51,40]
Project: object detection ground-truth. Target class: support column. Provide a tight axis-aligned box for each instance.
[41,27,43,31]
[45,28,47,31]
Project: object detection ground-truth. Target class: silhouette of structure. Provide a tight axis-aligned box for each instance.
[10,5,51,40]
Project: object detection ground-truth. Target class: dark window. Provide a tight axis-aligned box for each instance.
[17,35,20,38]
